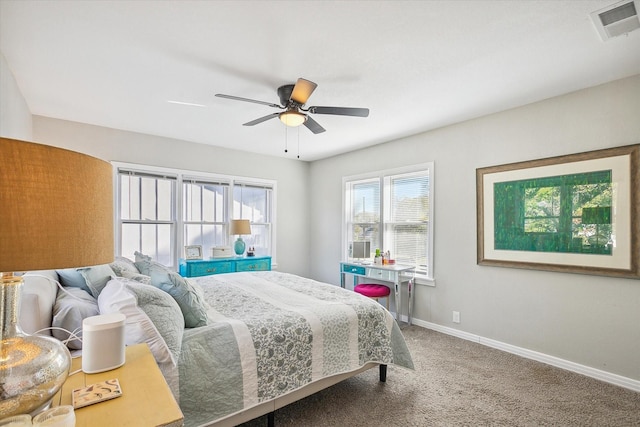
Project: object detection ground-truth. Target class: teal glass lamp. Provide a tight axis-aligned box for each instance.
[230,219,251,256]
[0,138,114,417]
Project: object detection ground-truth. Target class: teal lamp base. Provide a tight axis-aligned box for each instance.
[234,237,246,256]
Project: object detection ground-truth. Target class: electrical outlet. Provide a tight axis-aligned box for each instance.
[452,311,461,324]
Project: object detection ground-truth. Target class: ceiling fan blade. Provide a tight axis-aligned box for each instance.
[303,116,326,134]
[290,78,318,105]
[308,106,369,117]
[243,113,280,126]
[215,93,281,108]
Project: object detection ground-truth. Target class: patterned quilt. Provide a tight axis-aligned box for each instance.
[177,271,414,426]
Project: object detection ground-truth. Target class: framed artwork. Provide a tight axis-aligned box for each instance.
[476,144,639,278]
[185,245,203,260]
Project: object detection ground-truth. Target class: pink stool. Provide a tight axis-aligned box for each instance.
[354,284,391,310]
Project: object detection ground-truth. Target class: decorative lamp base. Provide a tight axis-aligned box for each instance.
[234,237,246,256]
[0,273,71,418]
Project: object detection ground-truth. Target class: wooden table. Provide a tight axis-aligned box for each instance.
[53,343,184,427]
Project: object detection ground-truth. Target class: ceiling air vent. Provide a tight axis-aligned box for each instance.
[591,0,640,40]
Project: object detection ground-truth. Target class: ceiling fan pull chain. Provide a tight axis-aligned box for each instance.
[284,126,288,153]
[297,127,300,159]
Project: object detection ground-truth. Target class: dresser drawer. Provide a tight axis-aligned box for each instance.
[342,264,366,275]
[366,268,396,281]
[189,261,234,277]
[235,258,271,272]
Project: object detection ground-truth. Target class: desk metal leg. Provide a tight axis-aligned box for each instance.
[394,280,400,322]
[407,278,413,326]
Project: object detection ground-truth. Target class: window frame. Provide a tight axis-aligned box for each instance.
[342,162,434,284]
[113,162,277,269]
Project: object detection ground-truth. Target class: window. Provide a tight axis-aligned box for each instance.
[119,170,176,266]
[183,178,229,251]
[344,163,434,280]
[116,163,276,268]
[233,183,273,254]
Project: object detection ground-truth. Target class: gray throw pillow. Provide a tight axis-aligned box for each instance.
[109,256,139,276]
[121,271,152,285]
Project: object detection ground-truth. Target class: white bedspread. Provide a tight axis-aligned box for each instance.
[178,271,414,426]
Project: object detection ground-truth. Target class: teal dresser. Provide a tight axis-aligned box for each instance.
[179,256,271,278]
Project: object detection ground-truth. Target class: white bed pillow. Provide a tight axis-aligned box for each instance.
[52,287,99,350]
[98,278,184,366]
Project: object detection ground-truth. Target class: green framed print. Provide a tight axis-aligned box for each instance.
[477,144,639,278]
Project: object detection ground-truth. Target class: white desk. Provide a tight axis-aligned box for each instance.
[340,262,415,325]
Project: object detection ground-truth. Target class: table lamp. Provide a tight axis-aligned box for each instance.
[230,219,251,256]
[0,138,114,417]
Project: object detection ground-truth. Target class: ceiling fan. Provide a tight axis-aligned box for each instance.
[215,78,369,134]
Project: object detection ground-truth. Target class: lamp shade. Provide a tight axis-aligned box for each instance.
[230,219,251,236]
[0,138,114,417]
[0,138,114,271]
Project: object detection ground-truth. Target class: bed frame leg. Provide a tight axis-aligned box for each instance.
[267,411,275,427]
[379,364,387,382]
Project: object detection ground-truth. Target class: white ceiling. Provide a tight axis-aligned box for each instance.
[1,1,639,161]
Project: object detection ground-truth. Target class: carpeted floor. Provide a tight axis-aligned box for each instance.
[238,325,640,427]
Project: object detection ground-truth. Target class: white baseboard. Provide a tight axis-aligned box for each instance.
[407,317,640,393]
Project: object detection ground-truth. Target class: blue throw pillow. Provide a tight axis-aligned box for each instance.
[56,268,91,294]
[134,251,208,328]
[148,265,209,328]
[78,264,116,298]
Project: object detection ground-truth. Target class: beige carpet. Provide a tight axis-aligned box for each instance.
[239,326,640,426]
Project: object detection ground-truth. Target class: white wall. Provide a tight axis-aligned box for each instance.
[33,116,310,276]
[309,74,640,382]
[0,51,32,140]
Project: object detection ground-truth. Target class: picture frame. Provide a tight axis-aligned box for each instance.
[476,144,639,279]
[185,245,203,260]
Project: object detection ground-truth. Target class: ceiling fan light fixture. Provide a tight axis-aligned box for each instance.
[279,110,307,127]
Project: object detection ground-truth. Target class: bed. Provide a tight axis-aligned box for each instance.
[21,262,414,427]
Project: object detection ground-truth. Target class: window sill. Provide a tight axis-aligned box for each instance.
[400,272,435,287]
[415,276,435,287]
